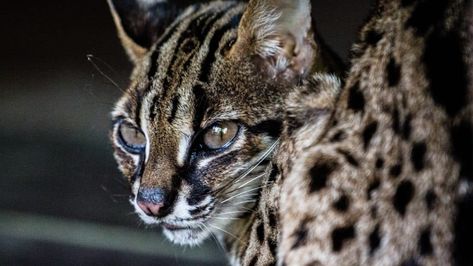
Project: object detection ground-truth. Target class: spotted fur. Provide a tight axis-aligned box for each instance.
[107,0,472,265]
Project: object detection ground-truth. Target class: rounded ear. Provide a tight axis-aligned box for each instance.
[107,0,187,63]
[229,0,316,83]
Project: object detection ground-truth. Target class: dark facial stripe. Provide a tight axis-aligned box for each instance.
[133,89,144,126]
[160,9,226,98]
[247,119,283,138]
[198,12,241,82]
[192,84,209,132]
[168,94,180,124]
[146,4,204,79]
[189,12,242,131]
[147,7,235,123]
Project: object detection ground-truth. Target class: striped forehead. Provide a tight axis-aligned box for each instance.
[134,2,244,128]
[112,2,244,163]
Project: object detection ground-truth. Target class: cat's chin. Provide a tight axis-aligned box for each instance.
[162,226,210,246]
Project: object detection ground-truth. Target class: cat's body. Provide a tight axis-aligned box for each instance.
[108,0,472,265]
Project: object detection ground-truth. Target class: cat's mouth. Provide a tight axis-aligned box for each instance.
[162,223,197,231]
[161,221,210,246]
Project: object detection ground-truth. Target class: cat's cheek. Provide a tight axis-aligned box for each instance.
[113,146,139,179]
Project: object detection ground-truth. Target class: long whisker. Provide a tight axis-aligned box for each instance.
[214,139,279,195]
[209,223,241,243]
[237,172,266,189]
[86,54,123,92]
[232,139,279,185]
[200,223,227,254]
[221,187,262,204]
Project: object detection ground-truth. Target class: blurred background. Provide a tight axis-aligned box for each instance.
[0,0,372,265]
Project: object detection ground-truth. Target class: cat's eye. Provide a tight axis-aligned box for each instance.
[117,122,146,153]
[203,121,239,150]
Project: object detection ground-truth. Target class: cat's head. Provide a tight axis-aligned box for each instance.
[108,0,335,245]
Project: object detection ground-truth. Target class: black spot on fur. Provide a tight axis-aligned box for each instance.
[389,164,402,178]
[393,107,401,134]
[256,222,265,243]
[411,142,427,172]
[248,256,258,266]
[363,121,378,150]
[309,160,338,193]
[423,25,468,116]
[332,225,356,252]
[425,190,437,211]
[451,120,473,181]
[268,238,278,257]
[375,158,385,169]
[367,179,381,200]
[405,0,449,36]
[402,114,412,140]
[304,261,322,266]
[333,194,350,212]
[267,210,277,228]
[393,180,415,216]
[291,225,308,249]
[387,58,401,87]
[370,206,378,218]
[454,193,473,265]
[347,81,365,113]
[369,225,381,255]
[419,227,433,255]
[365,30,383,46]
[338,149,359,167]
[268,166,280,183]
[401,258,420,266]
[331,131,346,142]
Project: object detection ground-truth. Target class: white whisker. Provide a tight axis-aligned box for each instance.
[237,172,266,189]
[221,187,262,204]
[232,139,279,185]
[209,223,241,242]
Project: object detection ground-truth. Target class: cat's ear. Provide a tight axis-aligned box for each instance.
[107,0,183,63]
[230,0,315,82]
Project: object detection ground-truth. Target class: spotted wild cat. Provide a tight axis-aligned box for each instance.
[107,0,472,265]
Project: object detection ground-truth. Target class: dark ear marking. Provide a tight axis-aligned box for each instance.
[108,0,189,61]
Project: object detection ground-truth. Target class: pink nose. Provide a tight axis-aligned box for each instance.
[137,201,164,216]
[136,187,169,217]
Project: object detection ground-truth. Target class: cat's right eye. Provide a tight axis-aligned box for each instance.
[117,122,146,153]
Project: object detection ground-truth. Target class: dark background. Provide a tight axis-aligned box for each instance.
[0,1,372,265]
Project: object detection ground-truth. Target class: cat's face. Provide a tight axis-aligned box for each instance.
[108,0,321,245]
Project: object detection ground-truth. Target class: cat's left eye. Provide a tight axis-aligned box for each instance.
[117,122,146,153]
[203,121,239,150]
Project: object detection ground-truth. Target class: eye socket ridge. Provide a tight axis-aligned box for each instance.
[116,120,147,154]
